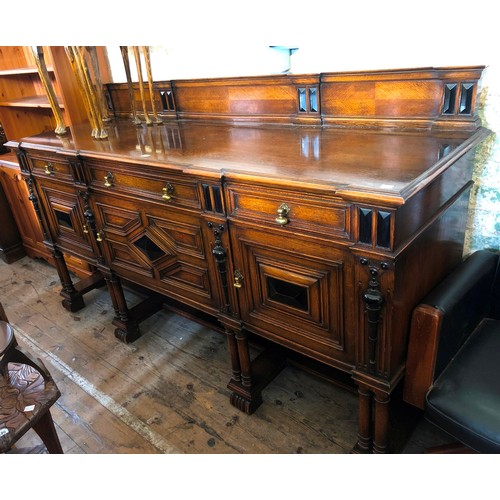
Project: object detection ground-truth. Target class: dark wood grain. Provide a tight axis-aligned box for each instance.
[5,66,491,453]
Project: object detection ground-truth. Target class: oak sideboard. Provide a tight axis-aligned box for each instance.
[7,66,491,453]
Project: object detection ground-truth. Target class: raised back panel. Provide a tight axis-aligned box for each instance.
[105,66,485,131]
[173,74,321,125]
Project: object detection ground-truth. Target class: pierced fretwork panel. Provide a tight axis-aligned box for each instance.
[357,207,393,250]
[202,183,224,214]
[159,89,175,111]
[441,82,476,116]
[459,83,474,115]
[443,84,457,114]
[297,86,319,114]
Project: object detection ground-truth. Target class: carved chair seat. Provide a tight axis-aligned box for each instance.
[0,310,63,453]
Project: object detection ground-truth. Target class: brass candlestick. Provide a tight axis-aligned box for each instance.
[65,46,107,139]
[31,46,67,136]
[142,46,162,124]
[120,46,142,125]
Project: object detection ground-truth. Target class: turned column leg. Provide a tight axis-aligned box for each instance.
[53,248,85,312]
[235,329,253,388]
[373,391,390,454]
[226,329,241,383]
[104,272,139,343]
[104,272,128,319]
[229,328,263,414]
[353,385,373,453]
[103,271,163,344]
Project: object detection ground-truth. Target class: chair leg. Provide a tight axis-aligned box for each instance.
[33,410,64,454]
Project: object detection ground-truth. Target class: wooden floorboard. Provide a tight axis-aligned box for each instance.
[1,255,451,455]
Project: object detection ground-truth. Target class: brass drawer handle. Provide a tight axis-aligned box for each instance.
[162,183,174,201]
[233,270,244,289]
[104,172,114,188]
[82,224,89,234]
[96,230,104,242]
[275,203,290,226]
[44,163,54,175]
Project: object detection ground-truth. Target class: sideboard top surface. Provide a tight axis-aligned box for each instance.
[9,119,489,205]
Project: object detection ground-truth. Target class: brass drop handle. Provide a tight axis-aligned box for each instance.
[44,163,54,175]
[162,183,174,201]
[233,270,244,289]
[82,225,89,234]
[104,172,114,188]
[96,230,104,242]
[275,203,290,226]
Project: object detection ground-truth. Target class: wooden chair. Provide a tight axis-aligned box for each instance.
[404,249,500,453]
[0,302,63,453]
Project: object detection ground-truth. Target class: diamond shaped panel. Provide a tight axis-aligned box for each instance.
[133,235,167,262]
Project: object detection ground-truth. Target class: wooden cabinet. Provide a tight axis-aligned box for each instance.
[0,46,108,273]
[0,153,48,261]
[0,168,24,263]
[6,66,491,453]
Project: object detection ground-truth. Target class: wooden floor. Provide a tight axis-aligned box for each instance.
[0,255,451,455]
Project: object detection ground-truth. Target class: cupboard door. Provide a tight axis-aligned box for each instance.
[0,163,43,259]
[91,192,222,313]
[36,179,95,261]
[230,223,354,369]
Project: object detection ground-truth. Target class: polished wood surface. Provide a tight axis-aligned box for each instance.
[15,120,486,204]
[6,66,491,453]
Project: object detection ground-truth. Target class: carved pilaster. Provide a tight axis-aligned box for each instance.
[80,190,105,264]
[208,221,231,314]
[359,258,389,375]
[225,328,241,383]
[25,176,49,241]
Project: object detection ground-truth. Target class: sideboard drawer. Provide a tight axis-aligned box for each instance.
[29,154,74,183]
[226,183,351,239]
[86,162,201,210]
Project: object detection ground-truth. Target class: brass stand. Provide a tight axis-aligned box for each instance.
[31,46,67,136]
[65,46,107,139]
[121,46,163,126]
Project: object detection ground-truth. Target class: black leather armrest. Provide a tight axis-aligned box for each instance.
[422,249,499,378]
[404,249,499,409]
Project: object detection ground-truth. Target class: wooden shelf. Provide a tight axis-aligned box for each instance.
[0,45,110,272]
[0,66,54,77]
[0,95,64,109]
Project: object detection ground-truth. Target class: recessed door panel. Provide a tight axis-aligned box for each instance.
[38,182,95,260]
[230,223,353,366]
[92,192,220,311]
